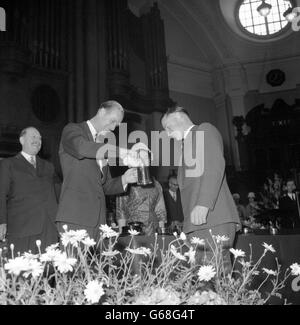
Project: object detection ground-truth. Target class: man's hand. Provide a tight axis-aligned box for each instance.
[0,224,7,241]
[121,168,138,186]
[191,206,209,226]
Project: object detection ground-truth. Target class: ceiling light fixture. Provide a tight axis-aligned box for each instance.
[283,6,297,22]
[257,0,272,17]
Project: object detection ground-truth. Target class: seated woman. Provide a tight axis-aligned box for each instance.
[245,192,262,220]
[116,147,167,236]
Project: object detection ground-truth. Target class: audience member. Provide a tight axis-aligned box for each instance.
[163,175,184,233]
[279,179,300,229]
[116,177,167,236]
[245,192,262,219]
[232,193,247,224]
[0,127,60,254]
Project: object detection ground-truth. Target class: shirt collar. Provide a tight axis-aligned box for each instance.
[21,151,35,162]
[87,120,98,141]
[169,189,177,198]
[183,125,195,139]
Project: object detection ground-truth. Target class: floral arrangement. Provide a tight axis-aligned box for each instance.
[242,217,266,230]
[259,174,284,210]
[0,225,300,305]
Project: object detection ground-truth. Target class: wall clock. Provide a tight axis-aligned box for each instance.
[266,69,286,87]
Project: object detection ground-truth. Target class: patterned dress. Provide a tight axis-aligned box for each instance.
[116,180,167,236]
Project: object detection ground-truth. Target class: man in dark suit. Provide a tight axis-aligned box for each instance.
[0,127,60,254]
[163,175,184,232]
[161,106,241,270]
[56,100,137,241]
[279,179,300,229]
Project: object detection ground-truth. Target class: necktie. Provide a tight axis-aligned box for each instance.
[30,156,36,168]
[181,139,185,166]
[94,133,105,174]
[173,191,177,201]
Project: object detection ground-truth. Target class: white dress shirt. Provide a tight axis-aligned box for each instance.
[21,151,36,167]
[288,193,296,201]
[86,121,127,190]
[183,124,196,139]
[181,124,195,151]
[87,120,105,172]
[169,189,177,201]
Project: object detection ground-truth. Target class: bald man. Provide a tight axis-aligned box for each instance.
[0,127,60,254]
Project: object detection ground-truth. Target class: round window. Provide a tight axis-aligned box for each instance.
[237,0,294,37]
[31,85,60,123]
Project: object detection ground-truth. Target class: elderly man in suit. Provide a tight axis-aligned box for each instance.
[0,127,60,254]
[161,106,240,270]
[56,100,138,241]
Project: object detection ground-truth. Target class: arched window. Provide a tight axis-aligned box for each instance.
[0,7,6,31]
[237,0,294,37]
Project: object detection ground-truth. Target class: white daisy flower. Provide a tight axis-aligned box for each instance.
[23,259,44,278]
[198,265,216,282]
[53,252,77,273]
[84,280,105,304]
[184,247,196,264]
[229,248,246,259]
[262,242,276,253]
[290,263,300,276]
[4,257,30,276]
[102,250,120,257]
[99,225,119,239]
[170,245,186,261]
[81,237,96,248]
[214,235,230,244]
[126,247,151,256]
[179,233,187,241]
[40,248,62,263]
[128,230,140,236]
[262,268,277,276]
[191,237,205,246]
[23,252,39,260]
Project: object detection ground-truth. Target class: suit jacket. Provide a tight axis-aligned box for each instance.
[163,189,184,224]
[177,123,240,234]
[279,194,300,227]
[0,154,59,237]
[56,122,125,228]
